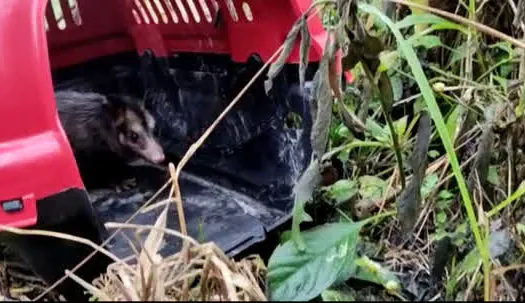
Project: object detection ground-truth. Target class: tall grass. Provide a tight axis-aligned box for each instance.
[358,3,489,299]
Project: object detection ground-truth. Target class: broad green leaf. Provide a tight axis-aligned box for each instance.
[268,222,364,301]
[359,176,387,200]
[322,289,355,301]
[326,179,359,205]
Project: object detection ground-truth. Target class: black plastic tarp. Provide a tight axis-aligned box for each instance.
[51,51,314,258]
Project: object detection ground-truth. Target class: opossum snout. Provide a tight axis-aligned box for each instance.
[140,138,165,164]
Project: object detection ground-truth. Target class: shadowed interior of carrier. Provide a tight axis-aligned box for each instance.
[45,0,315,258]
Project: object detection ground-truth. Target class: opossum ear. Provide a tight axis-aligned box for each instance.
[104,94,126,118]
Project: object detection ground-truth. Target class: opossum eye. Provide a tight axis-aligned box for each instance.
[130,131,139,143]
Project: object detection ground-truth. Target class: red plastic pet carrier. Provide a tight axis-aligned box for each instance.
[0,0,334,300]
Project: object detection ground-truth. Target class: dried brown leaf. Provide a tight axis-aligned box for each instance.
[397,111,431,233]
[311,34,337,159]
[265,19,302,94]
[137,206,168,295]
[468,106,498,192]
[299,16,310,89]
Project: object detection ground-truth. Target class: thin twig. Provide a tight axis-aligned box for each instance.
[388,0,525,49]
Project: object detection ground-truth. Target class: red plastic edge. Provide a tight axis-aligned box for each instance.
[0,0,85,228]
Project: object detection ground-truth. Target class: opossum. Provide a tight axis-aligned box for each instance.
[54,90,165,174]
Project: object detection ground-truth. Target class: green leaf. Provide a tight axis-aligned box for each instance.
[353,256,401,293]
[396,13,449,29]
[409,35,442,49]
[449,40,478,67]
[428,150,440,158]
[436,212,447,225]
[396,13,468,33]
[489,41,513,56]
[493,75,508,92]
[366,119,389,143]
[359,3,484,262]
[326,179,359,205]
[393,116,408,138]
[487,180,525,217]
[390,74,403,102]
[421,173,439,198]
[291,159,322,251]
[321,289,355,301]
[359,176,387,200]
[487,165,500,186]
[438,189,454,200]
[280,230,292,244]
[379,50,400,72]
[446,105,461,139]
[517,223,525,236]
[336,124,351,140]
[268,222,364,301]
[458,248,481,275]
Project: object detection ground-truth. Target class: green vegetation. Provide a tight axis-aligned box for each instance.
[265,0,525,300]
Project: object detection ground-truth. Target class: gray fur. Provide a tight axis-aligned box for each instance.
[55,90,126,157]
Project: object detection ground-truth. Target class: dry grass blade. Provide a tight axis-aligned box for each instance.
[136,206,168,300]
[34,178,173,300]
[64,270,110,301]
[104,223,199,246]
[0,225,126,269]
[211,256,238,301]
[84,235,266,301]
